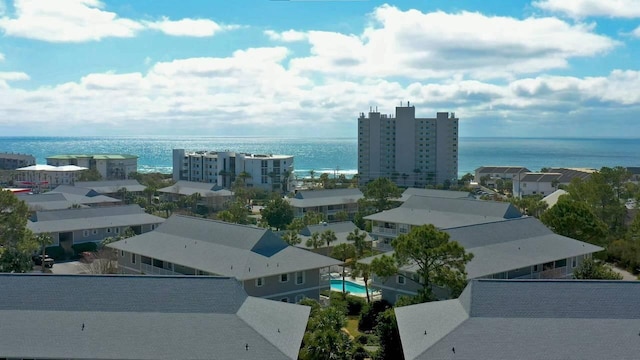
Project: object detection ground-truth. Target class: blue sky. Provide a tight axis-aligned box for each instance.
[0,0,639,138]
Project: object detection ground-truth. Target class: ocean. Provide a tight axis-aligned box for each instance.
[1,136,639,178]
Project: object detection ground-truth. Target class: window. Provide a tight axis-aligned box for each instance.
[397,275,406,285]
[150,224,156,230]
[120,250,124,257]
[256,277,264,287]
[572,257,577,268]
[141,256,151,265]
[280,297,289,303]
[280,273,289,283]
[83,230,89,237]
[533,265,539,272]
[92,229,98,235]
[131,253,136,264]
[295,271,305,285]
[106,228,112,234]
[115,227,120,234]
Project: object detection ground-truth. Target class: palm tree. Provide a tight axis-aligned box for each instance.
[351,261,373,303]
[321,229,337,248]
[305,232,323,249]
[347,228,368,258]
[309,170,316,188]
[283,230,301,246]
[143,186,157,205]
[331,244,356,294]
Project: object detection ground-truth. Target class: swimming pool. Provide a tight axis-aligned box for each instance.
[330,279,372,296]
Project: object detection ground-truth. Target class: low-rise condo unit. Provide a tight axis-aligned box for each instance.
[395,279,640,360]
[107,215,342,302]
[0,152,35,170]
[287,188,363,222]
[0,274,310,360]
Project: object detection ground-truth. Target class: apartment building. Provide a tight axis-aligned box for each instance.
[358,103,458,187]
[46,154,138,180]
[0,152,35,170]
[172,149,294,192]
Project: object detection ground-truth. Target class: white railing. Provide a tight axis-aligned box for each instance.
[373,227,397,235]
[141,263,180,276]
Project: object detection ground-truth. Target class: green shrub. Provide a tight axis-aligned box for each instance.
[345,294,366,316]
[352,346,370,360]
[72,242,98,255]
[45,246,66,261]
[358,299,392,332]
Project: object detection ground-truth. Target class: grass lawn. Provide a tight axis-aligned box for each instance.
[345,316,361,338]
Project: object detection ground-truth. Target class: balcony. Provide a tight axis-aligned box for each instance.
[372,227,397,236]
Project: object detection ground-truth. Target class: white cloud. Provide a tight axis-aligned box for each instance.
[0,52,4,61]
[287,5,618,80]
[533,0,640,18]
[0,45,639,137]
[633,25,640,37]
[0,0,239,42]
[264,29,308,42]
[0,0,143,42]
[145,17,236,37]
[0,71,29,88]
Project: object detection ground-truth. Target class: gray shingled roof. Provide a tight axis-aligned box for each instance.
[446,217,603,278]
[74,179,147,193]
[365,196,521,228]
[17,191,121,211]
[359,217,602,279]
[158,180,234,197]
[475,166,530,174]
[51,185,100,197]
[288,188,363,208]
[107,215,342,279]
[27,204,165,233]
[0,274,309,360]
[520,172,562,182]
[396,279,640,360]
[398,188,473,202]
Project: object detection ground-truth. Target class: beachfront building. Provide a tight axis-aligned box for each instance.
[0,274,310,360]
[395,279,640,360]
[46,154,138,180]
[173,149,294,192]
[474,166,530,189]
[108,215,341,302]
[287,188,363,222]
[28,205,164,256]
[0,152,35,170]
[513,167,595,197]
[361,217,603,304]
[15,164,88,189]
[358,103,458,187]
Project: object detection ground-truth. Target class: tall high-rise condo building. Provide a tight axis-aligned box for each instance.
[357,104,458,187]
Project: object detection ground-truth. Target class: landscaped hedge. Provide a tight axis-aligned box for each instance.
[72,242,98,256]
[358,299,392,332]
[45,246,66,261]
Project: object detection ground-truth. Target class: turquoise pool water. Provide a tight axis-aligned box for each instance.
[330,279,370,295]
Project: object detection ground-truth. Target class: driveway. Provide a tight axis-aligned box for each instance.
[50,261,88,275]
[612,266,637,281]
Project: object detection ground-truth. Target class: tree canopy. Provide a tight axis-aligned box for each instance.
[372,224,473,301]
[0,190,39,272]
[540,195,608,247]
[261,197,294,230]
[360,177,402,213]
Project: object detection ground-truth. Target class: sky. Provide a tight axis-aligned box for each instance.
[0,0,639,138]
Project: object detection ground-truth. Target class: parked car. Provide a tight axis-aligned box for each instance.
[32,254,55,268]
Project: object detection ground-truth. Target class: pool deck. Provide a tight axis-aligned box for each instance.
[329,275,381,299]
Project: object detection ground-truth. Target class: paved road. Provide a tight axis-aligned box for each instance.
[612,266,637,281]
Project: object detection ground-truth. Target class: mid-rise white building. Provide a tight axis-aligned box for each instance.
[358,104,458,187]
[172,149,294,192]
[46,154,138,180]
